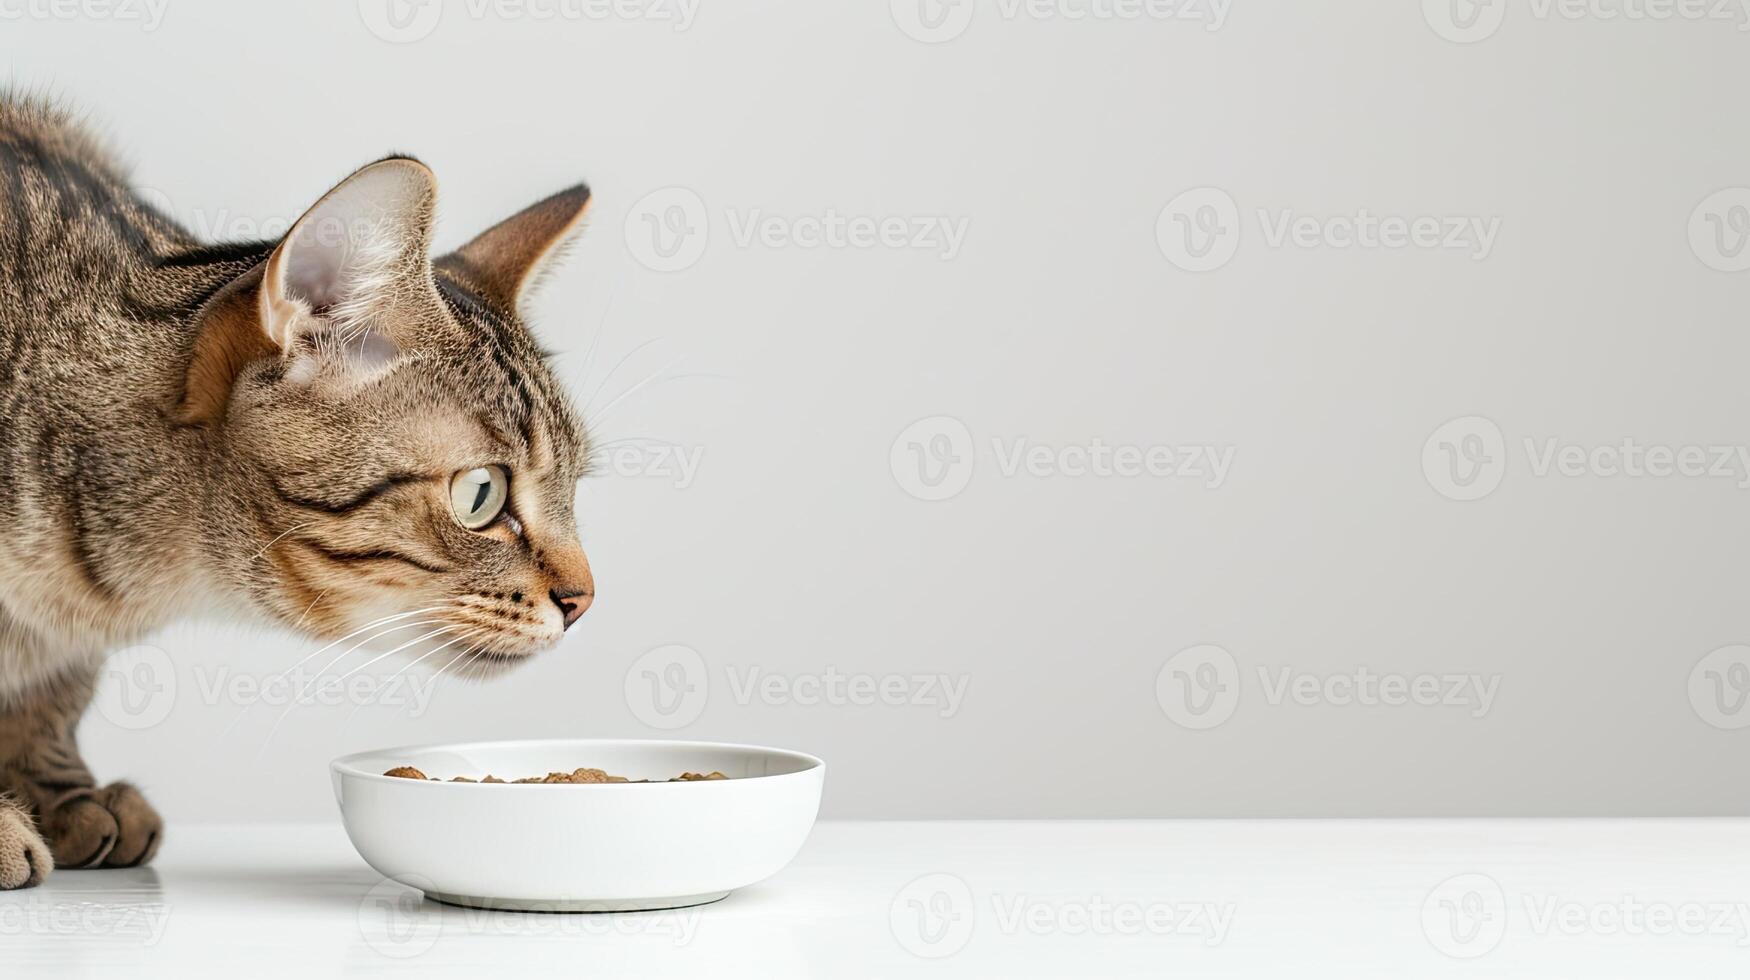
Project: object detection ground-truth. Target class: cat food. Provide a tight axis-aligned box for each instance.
[384,766,728,783]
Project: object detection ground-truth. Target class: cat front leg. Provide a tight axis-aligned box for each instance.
[0,792,50,888]
[0,666,163,876]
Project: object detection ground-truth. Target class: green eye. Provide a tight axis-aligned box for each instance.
[450,466,509,530]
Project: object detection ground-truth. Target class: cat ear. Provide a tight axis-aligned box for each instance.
[259,157,439,356]
[173,158,438,426]
[436,184,591,312]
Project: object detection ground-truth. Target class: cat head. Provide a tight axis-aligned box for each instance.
[180,158,596,673]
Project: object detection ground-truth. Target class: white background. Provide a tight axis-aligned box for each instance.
[3,0,1748,821]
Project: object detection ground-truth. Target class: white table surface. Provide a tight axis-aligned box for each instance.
[4,819,1747,977]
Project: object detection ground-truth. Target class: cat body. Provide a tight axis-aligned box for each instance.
[0,95,598,888]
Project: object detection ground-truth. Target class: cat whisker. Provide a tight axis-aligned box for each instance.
[339,626,482,729]
[250,521,317,564]
[291,619,448,702]
[566,286,616,393]
[330,626,457,685]
[587,353,687,428]
[263,606,449,689]
[253,615,454,756]
[581,336,665,415]
[220,605,449,739]
[289,588,331,634]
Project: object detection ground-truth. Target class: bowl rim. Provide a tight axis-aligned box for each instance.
[330,737,825,788]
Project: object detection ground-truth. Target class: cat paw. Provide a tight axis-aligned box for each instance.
[0,805,51,889]
[44,782,163,870]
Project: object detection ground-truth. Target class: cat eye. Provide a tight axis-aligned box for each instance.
[450,466,509,530]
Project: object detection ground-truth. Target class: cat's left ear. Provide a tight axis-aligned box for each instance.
[259,156,440,354]
[436,184,591,312]
[174,158,438,425]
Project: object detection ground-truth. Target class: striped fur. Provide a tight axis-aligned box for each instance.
[0,94,598,888]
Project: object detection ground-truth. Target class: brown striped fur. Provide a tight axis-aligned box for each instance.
[0,94,598,888]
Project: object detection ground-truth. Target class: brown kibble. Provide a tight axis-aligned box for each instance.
[482,776,504,783]
[672,771,728,781]
[384,766,428,780]
[450,777,476,783]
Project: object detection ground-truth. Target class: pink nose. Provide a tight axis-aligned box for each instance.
[551,589,593,629]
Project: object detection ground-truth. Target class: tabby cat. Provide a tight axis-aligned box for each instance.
[0,95,597,889]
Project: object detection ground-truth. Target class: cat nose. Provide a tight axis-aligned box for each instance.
[551,588,593,629]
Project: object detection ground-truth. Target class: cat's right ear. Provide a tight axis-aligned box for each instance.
[175,159,438,425]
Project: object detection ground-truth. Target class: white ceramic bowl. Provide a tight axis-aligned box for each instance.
[331,738,825,911]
